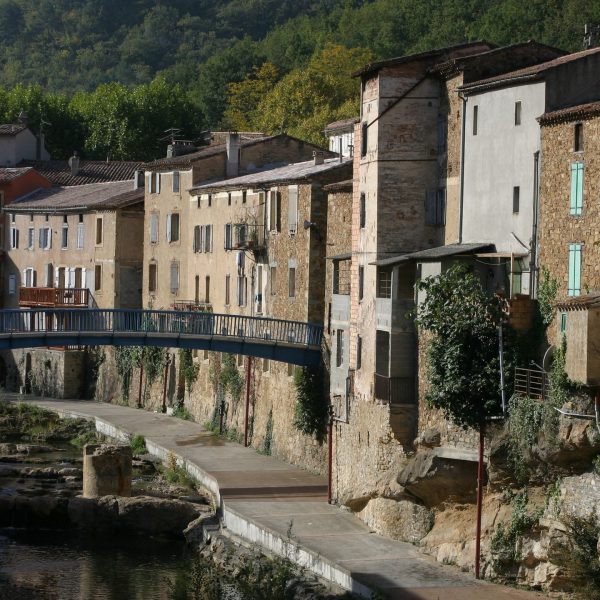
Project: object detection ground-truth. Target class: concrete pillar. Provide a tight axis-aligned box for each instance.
[82,444,132,498]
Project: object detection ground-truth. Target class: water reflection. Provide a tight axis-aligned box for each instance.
[0,529,191,600]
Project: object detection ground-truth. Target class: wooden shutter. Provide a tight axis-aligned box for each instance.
[150,213,158,243]
[166,214,171,242]
[425,191,436,225]
[288,186,298,234]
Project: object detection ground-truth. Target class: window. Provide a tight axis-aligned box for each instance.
[172,171,180,193]
[148,263,157,293]
[437,116,447,154]
[473,105,478,135]
[270,266,277,295]
[227,193,232,206]
[237,275,247,306]
[24,267,36,287]
[166,213,180,243]
[361,122,368,157]
[513,186,520,214]
[208,194,212,207]
[256,265,263,314]
[336,329,345,368]
[288,266,296,298]
[568,243,582,296]
[269,190,280,232]
[39,227,51,250]
[360,193,366,228]
[147,172,161,194]
[333,260,350,295]
[8,274,16,296]
[574,123,584,152]
[170,261,179,294]
[95,217,103,245]
[205,276,210,303]
[94,265,102,291]
[357,336,362,370]
[425,189,446,226]
[358,265,364,301]
[150,213,159,244]
[288,185,298,234]
[224,223,232,250]
[45,263,54,288]
[242,190,247,204]
[61,218,68,249]
[225,274,230,305]
[560,312,568,333]
[570,162,584,215]
[27,227,34,250]
[203,225,212,253]
[10,227,18,249]
[193,225,202,253]
[514,101,522,126]
[377,269,392,298]
[77,221,84,249]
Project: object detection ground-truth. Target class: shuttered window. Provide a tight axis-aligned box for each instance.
[425,189,446,226]
[95,217,103,245]
[172,171,180,193]
[170,262,179,294]
[288,185,298,234]
[568,243,582,296]
[77,222,84,249]
[8,274,16,296]
[166,213,180,242]
[10,227,19,249]
[269,190,280,232]
[204,225,212,252]
[94,265,102,292]
[360,193,366,228]
[150,213,158,244]
[224,223,232,250]
[570,162,584,215]
[148,263,157,293]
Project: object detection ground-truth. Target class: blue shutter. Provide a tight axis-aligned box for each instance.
[570,163,584,215]
[568,243,582,296]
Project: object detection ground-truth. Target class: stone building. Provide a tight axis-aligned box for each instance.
[538,102,600,384]
[0,120,50,166]
[162,155,351,473]
[142,133,332,310]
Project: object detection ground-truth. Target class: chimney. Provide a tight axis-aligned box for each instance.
[226,133,241,177]
[313,151,324,166]
[133,170,145,190]
[68,152,80,177]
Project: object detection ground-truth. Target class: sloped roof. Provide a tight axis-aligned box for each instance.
[8,180,143,212]
[192,157,352,192]
[370,243,494,267]
[539,100,600,125]
[0,124,27,136]
[556,294,600,311]
[323,179,354,192]
[0,167,34,183]
[324,118,359,134]
[18,159,143,186]
[459,46,600,93]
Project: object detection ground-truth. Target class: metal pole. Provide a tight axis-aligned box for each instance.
[244,356,252,447]
[327,406,334,504]
[499,322,506,416]
[137,362,144,408]
[475,423,485,579]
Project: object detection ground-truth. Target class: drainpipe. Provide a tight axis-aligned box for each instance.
[137,363,144,408]
[458,92,468,243]
[327,405,334,504]
[244,355,252,447]
[161,353,171,413]
[530,151,541,298]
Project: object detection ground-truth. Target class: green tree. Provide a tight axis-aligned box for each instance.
[415,264,509,429]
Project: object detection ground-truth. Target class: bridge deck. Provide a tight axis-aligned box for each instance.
[0,309,323,367]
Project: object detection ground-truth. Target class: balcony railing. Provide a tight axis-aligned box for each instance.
[19,287,90,308]
[171,300,212,312]
[226,224,266,251]
[514,367,550,400]
[374,374,416,404]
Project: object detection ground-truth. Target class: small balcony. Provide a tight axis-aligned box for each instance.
[226,224,266,252]
[374,373,416,404]
[19,287,90,308]
[171,300,212,312]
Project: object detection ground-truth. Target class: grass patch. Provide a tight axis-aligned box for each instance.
[130,434,148,456]
[172,405,193,421]
[162,452,196,490]
[70,430,101,448]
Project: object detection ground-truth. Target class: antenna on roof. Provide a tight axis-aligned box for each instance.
[584,24,600,49]
[159,128,182,144]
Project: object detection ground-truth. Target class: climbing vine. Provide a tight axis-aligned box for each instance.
[178,348,199,395]
[143,346,167,387]
[115,345,143,399]
[262,409,273,455]
[220,354,244,403]
[293,366,327,442]
[538,266,559,327]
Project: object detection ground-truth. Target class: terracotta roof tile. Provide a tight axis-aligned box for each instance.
[324,118,359,133]
[18,159,143,186]
[0,167,34,183]
[539,101,600,125]
[555,294,600,310]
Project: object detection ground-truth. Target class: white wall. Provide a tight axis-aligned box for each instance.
[0,129,49,166]
[462,82,545,259]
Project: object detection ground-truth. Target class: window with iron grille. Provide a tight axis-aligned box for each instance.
[377,269,392,298]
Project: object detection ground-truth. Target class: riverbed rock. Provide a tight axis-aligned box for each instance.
[183,513,220,545]
[0,443,18,454]
[58,467,82,478]
[68,495,119,530]
[21,467,59,479]
[116,496,202,536]
[16,444,57,454]
[397,450,478,507]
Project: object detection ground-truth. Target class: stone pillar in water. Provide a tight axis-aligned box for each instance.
[83,444,132,498]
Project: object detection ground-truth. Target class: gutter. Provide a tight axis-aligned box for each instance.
[458,91,467,243]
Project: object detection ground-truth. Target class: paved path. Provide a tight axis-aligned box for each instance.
[16,397,548,600]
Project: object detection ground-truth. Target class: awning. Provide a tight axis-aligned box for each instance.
[326,252,352,261]
[369,243,494,266]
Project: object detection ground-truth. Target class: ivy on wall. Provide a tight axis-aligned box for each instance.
[178,348,199,396]
[293,366,327,442]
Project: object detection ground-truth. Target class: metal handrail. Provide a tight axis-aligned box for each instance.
[0,308,324,349]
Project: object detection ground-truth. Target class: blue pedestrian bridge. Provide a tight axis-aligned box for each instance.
[0,309,323,367]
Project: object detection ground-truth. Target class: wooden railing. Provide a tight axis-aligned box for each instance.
[226,224,266,251]
[19,287,90,307]
[374,374,416,404]
[514,367,550,400]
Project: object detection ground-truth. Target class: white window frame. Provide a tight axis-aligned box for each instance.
[27,227,34,250]
[10,226,19,249]
[77,221,84,249]
[39,227,51,250]
[150,212,159,244]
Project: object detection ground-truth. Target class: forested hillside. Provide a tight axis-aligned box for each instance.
[0,0,598,160]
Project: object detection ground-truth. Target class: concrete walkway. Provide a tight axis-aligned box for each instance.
[15,397,548,600]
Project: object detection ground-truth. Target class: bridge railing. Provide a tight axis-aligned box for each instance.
[0,309,323,348]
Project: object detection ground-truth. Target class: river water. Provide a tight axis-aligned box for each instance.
[0,528,192,599]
